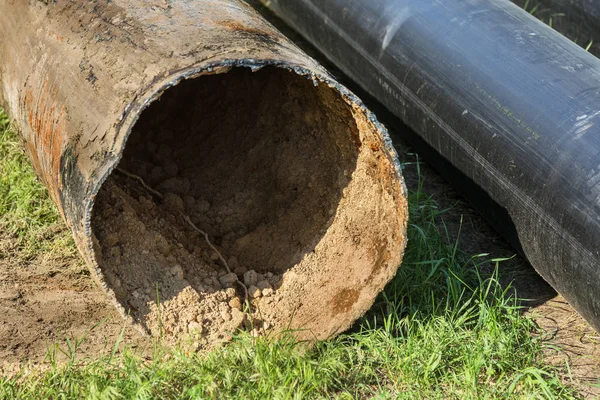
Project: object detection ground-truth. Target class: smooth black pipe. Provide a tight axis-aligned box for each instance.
[264,0,600,331]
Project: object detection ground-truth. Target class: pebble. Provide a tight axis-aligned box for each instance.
[155,234,171,256]
[219,272,238,288]
[104,233,119,247]
[256,280,272,291]
[248,285,261,298]
[243,270,259,287]
[195,199,211,213]
[236,234,252,248]
[262,288,274,297]
[188,321,202,333]
[231,309,245,327]
[228,297,242,310]
[211,277,222,289]
[170,264,184,280]
[163,193,184,213]
[228,256,239,269]
[268,275,281,287]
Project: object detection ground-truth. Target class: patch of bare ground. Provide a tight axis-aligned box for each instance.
[530,296,600,397]
[0,230,149,376]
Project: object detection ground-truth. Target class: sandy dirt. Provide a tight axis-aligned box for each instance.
[0,230,150,375]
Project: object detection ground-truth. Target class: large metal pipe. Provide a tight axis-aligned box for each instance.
[0,0,407,347]
[264,0,600,331]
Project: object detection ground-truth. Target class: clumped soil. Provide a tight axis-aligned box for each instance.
[92,67,366,348]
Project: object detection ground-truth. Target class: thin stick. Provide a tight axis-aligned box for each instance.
[115,168,164,199]
[183,215,249,302]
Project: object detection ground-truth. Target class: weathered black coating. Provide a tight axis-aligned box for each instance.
[264,0,600,330]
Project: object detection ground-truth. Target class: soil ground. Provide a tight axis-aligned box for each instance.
[0,1,599,397]
[0,230,151,375]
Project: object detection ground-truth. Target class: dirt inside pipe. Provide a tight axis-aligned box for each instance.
[91,66,404,350]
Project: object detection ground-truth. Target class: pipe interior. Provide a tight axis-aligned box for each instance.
[90,66,361,343]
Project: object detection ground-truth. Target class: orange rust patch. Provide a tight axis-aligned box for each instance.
[369,239,392,279]
[368,139,381,152]
[331,288,360,316]
[219,19,271,37]
[21,80,67,208]
[365,150,397,198]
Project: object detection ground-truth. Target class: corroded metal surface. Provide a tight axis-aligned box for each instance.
[0,0,407,338]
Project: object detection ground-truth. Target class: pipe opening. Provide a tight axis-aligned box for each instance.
[91,66,403,348]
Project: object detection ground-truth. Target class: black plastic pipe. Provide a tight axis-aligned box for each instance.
[263,0,600,331]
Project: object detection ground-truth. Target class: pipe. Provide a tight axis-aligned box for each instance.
[0,0,408,347]
[263,0,600,331]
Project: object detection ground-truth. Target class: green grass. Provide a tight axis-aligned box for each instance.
[0,108,577,398]
[0,109,76,259]
[522,0,594,51]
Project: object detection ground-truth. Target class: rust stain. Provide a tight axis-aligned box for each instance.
[331,288,360,316]
[365,149,397,197]
[219,19,271,37]
[369,239,391,279]
[368,139,381,152]
[21,80,67,207]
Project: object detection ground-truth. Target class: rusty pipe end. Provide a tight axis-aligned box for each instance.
[1,0,407,348]
[84,60,408,344]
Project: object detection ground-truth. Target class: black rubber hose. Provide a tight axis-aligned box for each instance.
[263,0,600,331]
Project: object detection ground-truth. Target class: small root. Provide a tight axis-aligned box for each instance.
[182,215,249,304]
[116,168,164,199]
